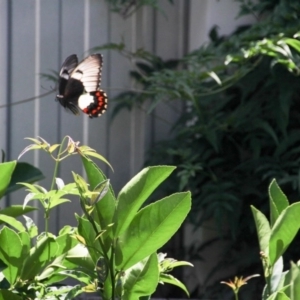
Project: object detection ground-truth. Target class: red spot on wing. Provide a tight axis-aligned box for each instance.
[81,89,108,118]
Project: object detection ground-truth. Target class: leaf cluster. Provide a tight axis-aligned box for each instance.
[105,0,173,19]
[106,0,300,298]
[0,136,192,299]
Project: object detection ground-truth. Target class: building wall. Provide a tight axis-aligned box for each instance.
[0,0,255,293]
[0,0,188,232]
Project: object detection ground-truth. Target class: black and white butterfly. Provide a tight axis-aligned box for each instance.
[56,53,107,118]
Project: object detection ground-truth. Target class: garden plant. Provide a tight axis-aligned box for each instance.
[99,0,300,297]
[0,136,192,300]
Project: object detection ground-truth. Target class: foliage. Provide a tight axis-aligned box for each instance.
[0,160,44,198]
[104,0,300,298]
[0,136,192,299]
[222,180,300,300]
[105,0,174,19]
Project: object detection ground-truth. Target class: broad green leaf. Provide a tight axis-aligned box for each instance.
[160,273,190,296]
[251,206,271,253]
[55,234,78,257]
[48,197,71,209]
[0,205,37,219]
[18,231,31,255]
[6,162,44,195]
[0,227,24,285]
[123,253,159,300]
[76,215,99,263]
[266,291,291,300]
[0,161,16,199]
[36,254,68,282]
[284,38,300,53]
[269,179,289,226]
[116,191,191,270]
[0,290,22,300]
[60,270,93,285]
[81,156,116,230]
[21,235,58,280]
[269,203,300,265]
[0,215,25,232]
[82,151,113,171]
[114,166,176,236]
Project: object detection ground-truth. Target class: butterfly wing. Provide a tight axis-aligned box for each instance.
[56,54,81,114]
[69,54,103,92]
[56,53,107,117]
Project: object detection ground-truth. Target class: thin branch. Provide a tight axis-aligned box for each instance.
[0,89,56,109]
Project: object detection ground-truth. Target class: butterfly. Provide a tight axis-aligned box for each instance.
[56,54,108,118]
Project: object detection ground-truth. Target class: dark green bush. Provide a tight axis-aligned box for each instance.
[108,0,300,298]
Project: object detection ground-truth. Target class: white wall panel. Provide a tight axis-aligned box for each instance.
[0,0,8,155]
[0,0,190,232]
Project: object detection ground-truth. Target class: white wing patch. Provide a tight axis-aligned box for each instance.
[78,94,94,110]
[70,54,102,92]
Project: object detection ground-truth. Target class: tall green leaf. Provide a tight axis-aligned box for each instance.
[0,161,16,199]
[123,253,159,300]
[251,205,271,252]
[269,203,300,265]
[0,227,24,285]
[269,179,289,226]
[114,166,176,236]
[116,191,191,269]
[81,156,116,230]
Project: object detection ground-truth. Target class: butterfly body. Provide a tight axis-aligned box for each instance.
[56,54,107,118]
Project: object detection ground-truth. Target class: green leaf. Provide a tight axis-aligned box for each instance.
[6,162,44,195]
[21,234,59,280]
[0,205,37,219]
[123,253,159,300]
[0,227,24,285]
[48,197,71,209]
[76,215,99,263]
[0,290,23,300]
[269,203,300,265]
[81,156,116,230]
[114,166,176,236]
[0,215,26,232]
[269,179,289,226]
[60,270,93,285]
[160,273,190,296]
[266,291,291,300]
[251,205,271,253]
[0,161,16,199]
[284,38,300,53]
[116,191,191,270]
[55,234,78,257]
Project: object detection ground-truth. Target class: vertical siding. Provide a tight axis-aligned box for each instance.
[0,0,8,156]
[1,0,188,232]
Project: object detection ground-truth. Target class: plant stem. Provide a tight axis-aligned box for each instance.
[234,291,239,300]
[110,241,116,300]
[45,136,68,234]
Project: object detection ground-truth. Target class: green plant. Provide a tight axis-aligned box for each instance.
[105,0,174,19]
[252,179,300,299]
[0,136,192,299]
[224,179,300,300]
[0,156,44,228]
[101,1,300,298]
